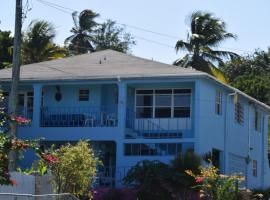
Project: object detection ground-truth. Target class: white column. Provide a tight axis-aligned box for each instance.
[32,84,42,128]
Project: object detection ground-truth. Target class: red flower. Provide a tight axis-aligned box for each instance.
[10,116,30,124]
[10,179,17,186]
[42,154,58,164]
[195,177,204,184]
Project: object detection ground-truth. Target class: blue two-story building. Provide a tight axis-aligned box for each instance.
[0,50,269,189]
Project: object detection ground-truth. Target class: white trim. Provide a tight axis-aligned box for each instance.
[134,88,193,119]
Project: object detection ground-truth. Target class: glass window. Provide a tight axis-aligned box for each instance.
[135,88,191,119]
[136,90,153,94]
[168,143,176,155]
[155,107,171,118]
[215,91,222,115]
[155,95,171,106]
[136,95,153,106]
[174,107,190,118]
[79,89,89,101]
[155,89,172,94]
[132,144,140,156]
[174,94,191,107]
[254,110,261,132]
[124,144,132,156]
[235,102,244,124]
[253,160,257,177]
[174,89,191,94]
[136,107,153,118]
[124,143,183,156]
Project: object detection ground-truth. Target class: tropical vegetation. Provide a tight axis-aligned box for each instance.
[42,141,100,198]
[174,11,240,83]
[93,19,135,53]
[221,49,270,105]
[65,10,100,55]
[21,20,67,64]
[0,30,13,69]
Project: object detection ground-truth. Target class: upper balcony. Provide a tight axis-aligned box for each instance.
[40,106,117,127]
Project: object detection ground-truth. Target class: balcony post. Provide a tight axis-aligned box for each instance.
[32,84,42,128]
[117,82,127,131]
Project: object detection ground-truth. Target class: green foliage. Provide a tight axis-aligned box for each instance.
[65,10,99,55]
[186,166,243,200]
[45,141,99,198]
[0,30,13,69]
[22,20,67,64]
[93,20,135,53]
[174,10,240,83]
[123,160,173,200]
[124,152,201,200]
[221,49,270,105]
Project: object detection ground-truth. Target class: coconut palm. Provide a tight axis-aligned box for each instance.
[65,10,99,55]
[22,20,66,64]
[174,11,240,83]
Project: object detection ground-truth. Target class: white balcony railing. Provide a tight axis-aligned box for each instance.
[40,106,118,127]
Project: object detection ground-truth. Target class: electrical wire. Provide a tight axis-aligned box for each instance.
[34,0,254,54]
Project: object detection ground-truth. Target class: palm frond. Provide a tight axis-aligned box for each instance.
[175,40,193,52]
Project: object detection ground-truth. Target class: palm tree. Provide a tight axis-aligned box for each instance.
[65,10,99,55]
[22,20,66,64]
[174,11,240,83]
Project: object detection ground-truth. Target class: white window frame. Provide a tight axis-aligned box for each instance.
[135,88,192,119]
[215,90,222,115]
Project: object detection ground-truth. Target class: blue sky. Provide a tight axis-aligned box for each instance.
[1,0,270,64]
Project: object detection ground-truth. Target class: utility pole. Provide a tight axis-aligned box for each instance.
[8,0,23,171]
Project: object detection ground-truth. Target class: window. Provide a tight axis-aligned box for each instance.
[254,110,261,132]
[252,160,257,177]
[215,91,222,115]
[124,143,182,156]
[135,89,191,118]
[79,89,89,101]
[235,102,244,124]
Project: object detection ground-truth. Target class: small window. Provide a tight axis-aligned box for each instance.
[79,89,89,101]
[235,102,244,124]
[254,110,261,132]
[252,160,257,177]
[215,91,222,115]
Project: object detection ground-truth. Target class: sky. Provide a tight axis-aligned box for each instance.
[0,0,270,64]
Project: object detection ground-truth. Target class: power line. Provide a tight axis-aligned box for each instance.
[34,0,254,54]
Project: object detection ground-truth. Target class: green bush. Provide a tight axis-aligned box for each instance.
[45,141,100,198]
[123,160,173,200]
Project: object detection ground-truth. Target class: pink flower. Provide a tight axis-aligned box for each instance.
[42,154,58,164]
[195,177,204,184]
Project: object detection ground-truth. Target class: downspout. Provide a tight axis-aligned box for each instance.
[245,102,252,188]
[261,115,265,189]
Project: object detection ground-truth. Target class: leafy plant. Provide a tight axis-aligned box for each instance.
[186,166,244,200]
[123,160,173,200]
[44,141,100,198]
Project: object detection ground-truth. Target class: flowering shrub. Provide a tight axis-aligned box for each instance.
[186,166,244,200]
[0,92,47,186]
